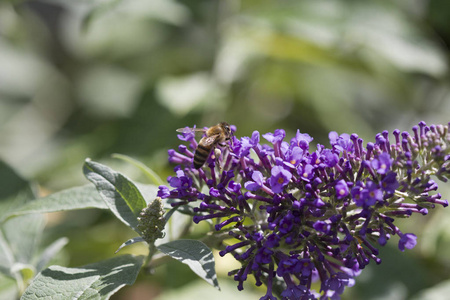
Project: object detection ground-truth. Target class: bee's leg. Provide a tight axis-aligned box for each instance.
[227,136,234,147]
[212,148,224,173]
[219,141,232,151]
[214,148,222,160]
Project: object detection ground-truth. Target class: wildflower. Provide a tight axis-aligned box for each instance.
[269,166,292,193]
[284,146,304,167]
[291,130,313,150]
[244,171,264,191]
[361,181,383,206]
[398,233,418,252]
[240,131,260,157]
[158,121,450,300]
[372,152,391,174]
[335,179,349,199]
[177,125,197,142]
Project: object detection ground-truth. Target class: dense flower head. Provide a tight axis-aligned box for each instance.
[137,197,166,245]
[159,121,450,299]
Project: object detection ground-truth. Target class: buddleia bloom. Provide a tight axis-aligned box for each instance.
[158,121,449,300]
[137,197,166,245]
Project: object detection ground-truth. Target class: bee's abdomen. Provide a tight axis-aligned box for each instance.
[194,144,211,169]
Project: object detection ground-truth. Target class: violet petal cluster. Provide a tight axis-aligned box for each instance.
[158,121,449,300]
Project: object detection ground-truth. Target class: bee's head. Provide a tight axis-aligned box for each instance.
[220,122,232,137]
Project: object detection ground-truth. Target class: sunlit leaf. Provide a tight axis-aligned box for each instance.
[2,214,45,266]
[156,72,226,116]
[83,159,147,233]
[0,232,14,277]
[21,255,144,300]
[0,161,35,222]
[112,153,165,186]
[410,279,450,300]
[115,237,146,254]
[0,273,18,300]
[35,237,69,273]
[0,185,107,224]
[157,240,219,290]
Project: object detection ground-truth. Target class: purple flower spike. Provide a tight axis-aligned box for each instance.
[159,120,450,300]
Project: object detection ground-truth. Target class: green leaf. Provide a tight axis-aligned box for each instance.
[1,185,107,224]
[81,0,123,33]
[0,160,45,288]
[164,207,179,223]
[0,161,33,202]
[3,214,45,266]
[83,159,147,233]
[10,263,35,283]
[112,153,165,186]
[157,240,219,290]
[35,237,69,273]
[410,279,450,300]
[151,280,261,300]
[134,183,159,205]
[0,273,18,300]
[0,161,35,223]
[21,255,144,300]
[0,231,14,276]
[115,237,145,254]
[0,213,45,292]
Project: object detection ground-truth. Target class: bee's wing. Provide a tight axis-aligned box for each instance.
[201,134,221,147]
[176,128,206,133]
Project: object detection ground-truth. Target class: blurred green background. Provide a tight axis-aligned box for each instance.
[1,0,450,299]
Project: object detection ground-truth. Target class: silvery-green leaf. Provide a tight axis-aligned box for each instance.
[83,159,147,233]
[157,240,219,290]
[21,255,144,300]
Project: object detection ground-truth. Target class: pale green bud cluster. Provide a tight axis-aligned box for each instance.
[137,197,165,244]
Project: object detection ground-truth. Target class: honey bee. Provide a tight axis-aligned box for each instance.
[177,122,233,169]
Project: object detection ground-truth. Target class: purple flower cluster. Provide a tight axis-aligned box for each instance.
[158,121,450,299]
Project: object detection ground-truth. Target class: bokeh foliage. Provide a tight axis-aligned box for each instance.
[1,0,450,299]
